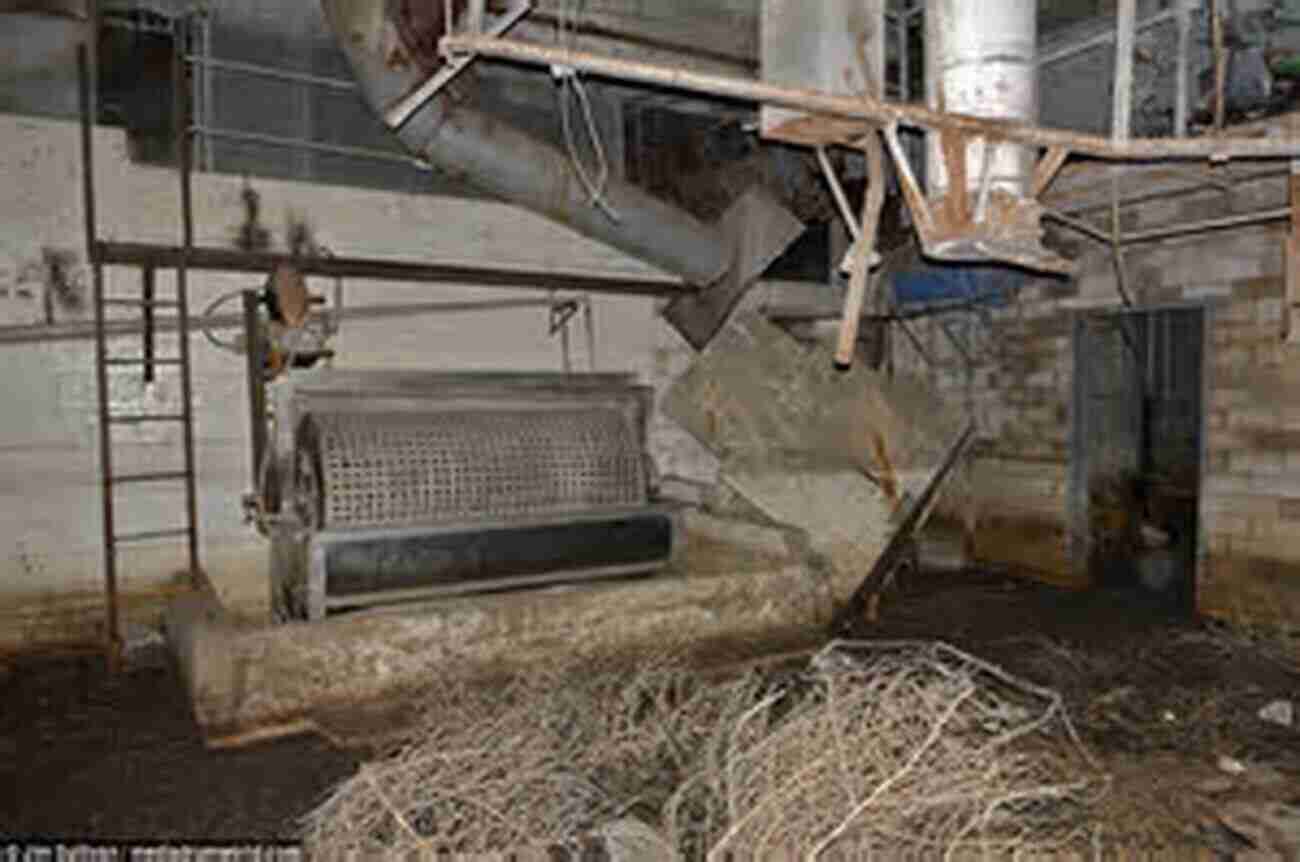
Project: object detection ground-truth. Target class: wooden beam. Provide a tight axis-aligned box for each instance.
[443,34,1300,160]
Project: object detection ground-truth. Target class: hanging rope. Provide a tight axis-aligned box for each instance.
[552,0,620,223]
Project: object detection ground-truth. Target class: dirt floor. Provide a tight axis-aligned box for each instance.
[1,569,1297,853]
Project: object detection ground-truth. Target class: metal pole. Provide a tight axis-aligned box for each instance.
[173,18,201,577]
[1174,0,1192,137]
[1211,0,1226,130]
[186,55,360,91]
[1113,0,1136,143]
[201,13,213,171]
[142,265,155,384]
[0,296,584,347]
[1121,206,1290,243]
[79,42,122,665]
[242,291,267,492]
[94,241,688,296]
[897,4,909,103]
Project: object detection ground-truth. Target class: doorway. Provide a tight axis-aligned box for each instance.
[1070,306,1206,612]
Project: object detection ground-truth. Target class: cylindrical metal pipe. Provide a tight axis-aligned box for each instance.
[320,0,730,288]
[926,0,1037,198]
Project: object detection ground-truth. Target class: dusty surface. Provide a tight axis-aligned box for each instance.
[0,645,356,841]
[1,569,1296,851]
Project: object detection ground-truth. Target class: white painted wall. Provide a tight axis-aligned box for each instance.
[0,113,697,648]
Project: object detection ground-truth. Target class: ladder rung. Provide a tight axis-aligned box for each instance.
[110,471,190,486]
[107,413,186,424]
[102,298,181,308]
[104,358,184,367]
[114,528,191,544]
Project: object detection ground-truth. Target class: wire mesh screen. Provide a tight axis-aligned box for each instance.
[302,407,648,530]
[1040,13,1192,138]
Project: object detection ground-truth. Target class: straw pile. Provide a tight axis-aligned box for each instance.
[303,641,1106,859]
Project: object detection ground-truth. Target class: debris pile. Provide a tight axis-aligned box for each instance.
[303,642,1106,859]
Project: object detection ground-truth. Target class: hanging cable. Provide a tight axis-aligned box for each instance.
[552,0,620,223]
[199,288,248,354]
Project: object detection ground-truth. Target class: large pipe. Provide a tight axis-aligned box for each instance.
[320,0,730,288]
[926,0,1038,198]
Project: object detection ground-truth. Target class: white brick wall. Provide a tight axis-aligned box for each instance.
[0,114,693,644]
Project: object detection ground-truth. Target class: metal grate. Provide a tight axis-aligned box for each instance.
[304,408,647,529]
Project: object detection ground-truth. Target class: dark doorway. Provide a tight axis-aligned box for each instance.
[1071,306,1206,612]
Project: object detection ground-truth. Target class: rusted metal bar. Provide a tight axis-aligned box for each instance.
[836,135,886,367]
[1120,206,1290,244]
[441,34,1300,159]
[95,241,687,296]
[831,421,976,635]
[80,41,122,667]
[174,17,200,577]
[1042,207,1112,244]
[0,296,569,346]
[384,1,531,129]
[1031,146,1070,198]
[1056,166,1286,218]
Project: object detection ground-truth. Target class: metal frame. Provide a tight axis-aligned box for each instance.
[1068,302,1210,597]
[303,506,682,619]
[266,369,669,620]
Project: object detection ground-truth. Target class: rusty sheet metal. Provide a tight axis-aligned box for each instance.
[663,313,970,605]
[663,312,961,488]
[662,185,804,350]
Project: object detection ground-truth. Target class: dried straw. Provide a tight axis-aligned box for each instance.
[303,642,1108,860]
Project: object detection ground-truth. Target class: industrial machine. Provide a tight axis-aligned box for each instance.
[235,274,678,622]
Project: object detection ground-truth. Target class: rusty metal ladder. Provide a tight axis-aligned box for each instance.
[80,41,201,664]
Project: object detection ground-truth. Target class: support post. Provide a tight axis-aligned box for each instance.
[80,41,122,666]
[242,290,268,492]
[141,265,155,384]
[1287,157,1300,343]
[835,135,886,367]
[896,1,909,102]
[173,16,201,577]
[1211,0,1226,130]
[1113,0,1136,143]
[1174,0,1192,137]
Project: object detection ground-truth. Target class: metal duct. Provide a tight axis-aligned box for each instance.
[910,0,1069,273]
[926,0,1038,198]
[319,0,730,288]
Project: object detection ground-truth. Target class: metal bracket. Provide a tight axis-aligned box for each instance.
[384,1,532,130]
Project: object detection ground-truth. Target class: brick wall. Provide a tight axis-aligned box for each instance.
[897,169,1300,627]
